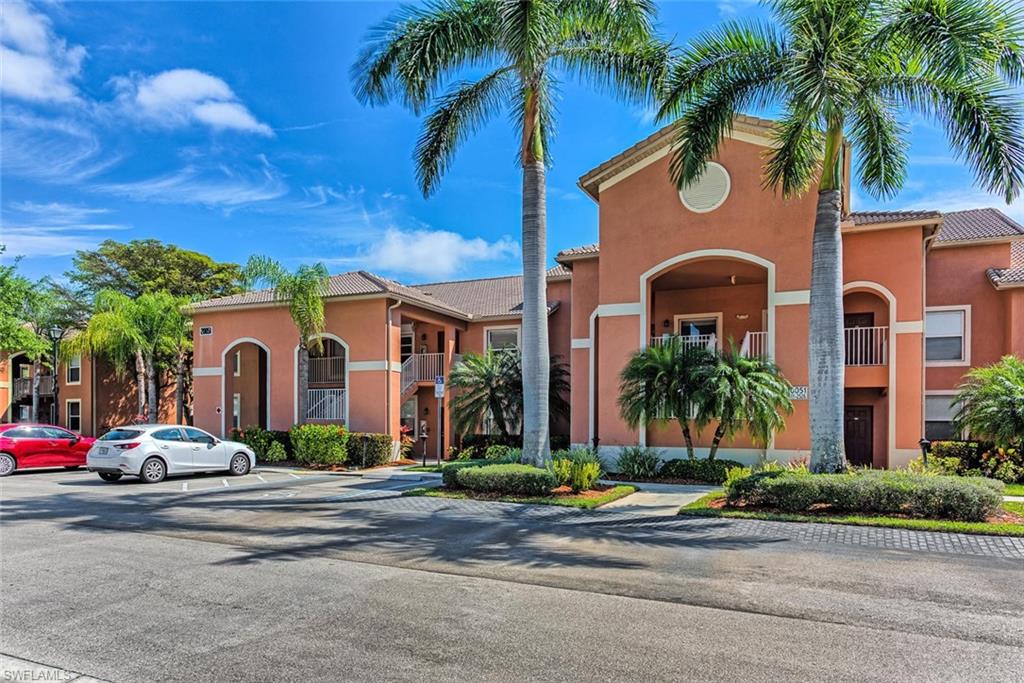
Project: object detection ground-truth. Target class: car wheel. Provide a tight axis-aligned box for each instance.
[229,453,251,476]
[98,471,123,482]
[139,457,167,484]
[0,453,16,477]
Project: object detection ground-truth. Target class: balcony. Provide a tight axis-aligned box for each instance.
[740,331,769,358]
[401,352,445,394]
[845,326,888,366]
[308,355,345,385]
[13,376,54,399]
[649,334,717,351]
[307,388,346,422]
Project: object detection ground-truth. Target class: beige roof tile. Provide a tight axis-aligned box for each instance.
[936,208,1024,243]
[848,210,941,225]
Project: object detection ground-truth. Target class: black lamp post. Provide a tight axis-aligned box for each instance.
[918,437,931,467]
[47,325,64,426]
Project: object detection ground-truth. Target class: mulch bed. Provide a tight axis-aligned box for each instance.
[709,496,1024,524]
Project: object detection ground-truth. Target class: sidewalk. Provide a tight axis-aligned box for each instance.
[0,653,110,682]
[599,480,719,516]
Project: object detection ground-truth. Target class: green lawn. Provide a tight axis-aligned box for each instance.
[1002,483,1024,497]
[680,492,1024,537]
[403,485,637,509]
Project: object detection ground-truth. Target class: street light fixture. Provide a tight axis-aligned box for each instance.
[47,326,64,426]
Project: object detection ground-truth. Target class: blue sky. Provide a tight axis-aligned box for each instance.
[2,0,1021,284]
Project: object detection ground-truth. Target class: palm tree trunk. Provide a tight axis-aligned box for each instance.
[520,159,550,467]
[809,188,846,472]
[134,349,147,420]
[31,359,41,423]
[489,395,509,438]
[297,338,310,424]
[146,355,157,423]
[708,425,725,461]
[678,420,696,460]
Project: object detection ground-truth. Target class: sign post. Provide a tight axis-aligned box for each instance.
[434,375,445,465]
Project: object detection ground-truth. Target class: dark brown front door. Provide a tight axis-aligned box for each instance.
[844,406,873,467]
[844,312,874,328]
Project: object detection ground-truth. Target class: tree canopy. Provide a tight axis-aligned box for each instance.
[68,239,243,300]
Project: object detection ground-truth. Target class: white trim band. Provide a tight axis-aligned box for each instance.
[194,367,223,377]
[774,289,810,306]
[571,338,591,349]
[349,360,391,372]
[596,302,643,317]
[893,320,924,334]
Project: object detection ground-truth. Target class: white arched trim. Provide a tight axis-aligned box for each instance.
[220,337,271,438]
[843,281,898,463]
[293,333,350,426]
[636,249,777,447]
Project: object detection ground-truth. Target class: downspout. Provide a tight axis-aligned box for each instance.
[921,228,939,446]
[386,300,401,442]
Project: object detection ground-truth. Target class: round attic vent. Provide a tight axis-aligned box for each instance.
[679,162,730,213]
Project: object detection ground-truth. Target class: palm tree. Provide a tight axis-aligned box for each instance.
[243,256,330,425]
[694,349,793,461]
[503,348,571,435]
[20,279,79,423]
[68,290,187,422]
[618,340,715,459]
[353,0,669,466]
[659,0,1024,472]
[954,355,1024,449]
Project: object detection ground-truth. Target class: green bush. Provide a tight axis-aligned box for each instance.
[347,433,393,468]
[289,424,349,466]
[455,464,557,496]
[550,448,604,492]
[723,465,752,491]
[458,434,570,452]
[659,458,746,484]
[485,444,522,460]
[614,446,662,478]
[910,441,1023,483]
[233,426,292,462]
[726,469,1004,521]
[441,459,490,486]
[264,440,287,463]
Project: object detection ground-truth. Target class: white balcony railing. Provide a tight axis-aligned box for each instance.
[649,334,717,351]
[844,326,889,366]
[307,388,346,422]
[308,355,345,384]
[13,375,54,398]
[401,353,444,393]
[740,331,769,358]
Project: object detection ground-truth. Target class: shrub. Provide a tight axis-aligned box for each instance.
[659,458,746,484]
[485,444,521,460]
[455,464,557,496]
[458,433,570,452]
[551,448,604,491]
[264,440,287,463]
[726,469,1003,521]
[723,465,752,492]
[289,424,349,466]
[348,433,393,468]
[234,426,274,460]
[614,446,662,479]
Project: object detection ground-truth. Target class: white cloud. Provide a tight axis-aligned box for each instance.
[94,155,288,209]
[0,0,86,103]
[2,201,128,258]
[330,228,519,279]
[0,108,119,183]
[111,68,273,136]
[861,186,1024,224]
[717,0,756,17]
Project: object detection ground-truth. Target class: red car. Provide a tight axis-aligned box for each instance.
[0,424,95,476]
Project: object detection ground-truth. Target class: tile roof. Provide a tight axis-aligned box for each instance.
[848,210,941,225]
[556,243,600,260]
[936,208,1024,243]
[190,267,569,319]
[987,266,1024,288]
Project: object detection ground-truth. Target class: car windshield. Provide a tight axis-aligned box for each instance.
[99,429,143,441]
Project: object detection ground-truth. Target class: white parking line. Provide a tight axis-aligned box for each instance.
[222,479,229,487]
[288,473,301,479]
[181,482,188,492]
[256,474,267,483]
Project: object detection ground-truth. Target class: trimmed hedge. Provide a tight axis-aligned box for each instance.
[725,469,1004,522]
[289,424,349,466]
[348,432,393,468]
[441,459,492,487]
[659,458,745,484]
[265,441,287,463]
[232,426,292,462]
[455,464,557,496]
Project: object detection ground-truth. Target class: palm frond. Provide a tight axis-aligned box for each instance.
[555,0,658,43]
[496,0,559,75]
[554,38,672,104]
[847,92,909,199]
[763,103,825,197]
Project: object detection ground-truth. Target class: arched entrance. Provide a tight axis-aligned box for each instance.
[295,333,348,425]
[222,339,270,435]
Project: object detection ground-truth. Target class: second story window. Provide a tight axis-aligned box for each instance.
[67,354,81,384]
[233,350,241,377]
[486,327,520,352]
[925,307,969,365]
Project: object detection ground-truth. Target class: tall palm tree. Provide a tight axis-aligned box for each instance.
[68,290,187,422]
[954,355,1024,449]
[694,349,793,461]
[659,0,1024,472]
[244,256,330,425]
[353,0,670,466]
[618,340,715,459]
[503,348,571,435]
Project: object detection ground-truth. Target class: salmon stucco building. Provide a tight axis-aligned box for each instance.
[187,117,1024,468]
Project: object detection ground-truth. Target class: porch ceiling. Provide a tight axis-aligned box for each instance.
[651,259,768,290]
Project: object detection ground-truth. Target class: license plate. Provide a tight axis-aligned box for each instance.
[98,447,108,455]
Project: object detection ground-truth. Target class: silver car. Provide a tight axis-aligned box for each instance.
[87,424,255,484]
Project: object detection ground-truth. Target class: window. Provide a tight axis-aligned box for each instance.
[4,426,34,439]
[232,393,241,429]
[17,365,30,379]
[66,354,81,384]
[40,426,74,439]
[66,400,81,432]
[17,406,30,422]
[233,350,241,377]
[400,397,418,437]
[99,429,144,441]
[184,427,215,444]
[925,395,960,440]
[486,326,520,352]
[152,428,186,442]
[925,307,969,365]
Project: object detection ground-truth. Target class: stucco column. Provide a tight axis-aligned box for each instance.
[1005,289,1024,357]
[442,324,456,459]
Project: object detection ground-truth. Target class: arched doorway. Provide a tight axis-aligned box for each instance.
[296,334,348,425]
[222,339,270,435]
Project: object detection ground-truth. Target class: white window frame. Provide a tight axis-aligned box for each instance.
[66,354,81,385]
[923,390,965,440]
[672,312,723,348]
[924,305,971,367]
[232,393,241,430]
[484,325,521,352]
[233,350,241,377]
[65,399,82,433]
[400,396,419,438]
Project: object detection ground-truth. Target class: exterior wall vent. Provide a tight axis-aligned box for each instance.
[679,162,731,213]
